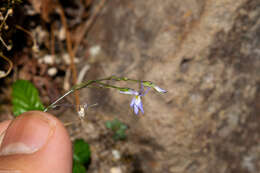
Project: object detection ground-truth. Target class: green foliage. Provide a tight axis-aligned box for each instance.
[72,162,86,173]
[12,80,44,116]
[105,118,128,140]
[73,139,91,173]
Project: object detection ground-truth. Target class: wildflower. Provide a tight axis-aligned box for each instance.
[119,84,150,115]
[130,95,144,115]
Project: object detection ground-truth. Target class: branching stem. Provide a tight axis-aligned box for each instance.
[43,76,150,112]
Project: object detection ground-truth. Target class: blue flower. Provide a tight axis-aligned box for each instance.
[130,95,144,115]
[119,84,150,115]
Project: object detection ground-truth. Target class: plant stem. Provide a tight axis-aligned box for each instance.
[44,76,150,112]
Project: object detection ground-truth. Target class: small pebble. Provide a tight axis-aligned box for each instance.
[48,67,57,76]
[110,167,122,173]
[89,45,101,57]
[42,54,54,65]
[62,53,79,65]
[112,149,121,160]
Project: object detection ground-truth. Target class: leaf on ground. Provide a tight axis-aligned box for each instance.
[12,80,44,116]
[105,118,128,140]
[73,139,91,164]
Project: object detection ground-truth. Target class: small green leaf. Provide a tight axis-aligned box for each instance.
[73,139,91,164]
[120,124,128,130]
[105,118,128,141]
[105,121,112,129]
[73,162,86,173]
[114,130,126,140]
[12,80,44,117]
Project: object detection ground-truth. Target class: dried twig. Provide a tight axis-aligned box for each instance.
[50,23,56,64]
[72,0,106,55]
[0,53,13,78]
[50,23,55,56]
[57,4,80,110]
[15,25,38,52]
[0,9,12,30]
[0,9,13,51]
[77,64,90,84]
[64,119,82,126]
[0,36,11,50]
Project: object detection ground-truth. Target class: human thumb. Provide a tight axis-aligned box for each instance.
[0,111,72,173]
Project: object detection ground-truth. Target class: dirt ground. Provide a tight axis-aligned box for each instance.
[0,0,260,173]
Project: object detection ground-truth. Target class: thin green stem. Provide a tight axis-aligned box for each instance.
[44,90,73,112]
[44,76,152,112]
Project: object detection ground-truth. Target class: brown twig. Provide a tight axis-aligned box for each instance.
[64,119,82,126]
[55,0,106,111]
[0,9,12,30]
[0,36,10,50]
[57,4,80,110]
[50,23,55,56]
[15,25,38,52]
[50,23,56,64]
[0,53,13,78]
[72,0,106,55]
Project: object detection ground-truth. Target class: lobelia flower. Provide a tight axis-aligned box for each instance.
[119,84,150,115]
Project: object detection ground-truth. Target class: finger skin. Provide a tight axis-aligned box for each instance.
[0,120,11,134]
[0,111,72,173]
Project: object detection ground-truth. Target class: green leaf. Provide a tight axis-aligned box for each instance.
[73,139,91,164]
[12,80,44,117]
[114,130,126,140]
[105,121,113,129]
[73,162,86,173]
[120,124,128,130]
[105,118,128,141]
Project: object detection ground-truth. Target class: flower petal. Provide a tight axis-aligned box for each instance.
[119,89,138,95]
[138,100,144,114]
[154,85,167,93]
[130,97,135,107]
[134,104,139,115]
[135,96,141,105]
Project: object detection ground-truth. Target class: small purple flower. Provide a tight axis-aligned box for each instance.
[130,95,144,115]
[119,84,150,115]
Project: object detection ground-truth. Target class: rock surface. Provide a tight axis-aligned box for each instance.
[76,0,260,172]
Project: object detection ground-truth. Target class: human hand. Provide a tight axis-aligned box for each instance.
[0,111,72,173]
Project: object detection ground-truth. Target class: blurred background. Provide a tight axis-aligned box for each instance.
[0,0,259,172]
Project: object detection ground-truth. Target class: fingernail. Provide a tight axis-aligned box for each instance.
[0,112,55,156]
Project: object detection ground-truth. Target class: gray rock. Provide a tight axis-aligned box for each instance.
[81,0,260,172]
